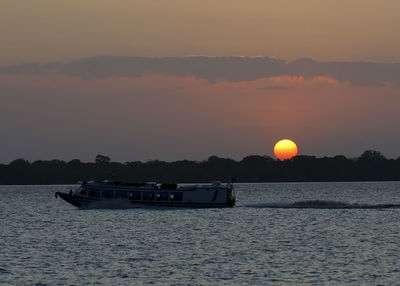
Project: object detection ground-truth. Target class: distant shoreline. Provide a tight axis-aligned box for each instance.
[1,180,400,186]
[1,151,399,185]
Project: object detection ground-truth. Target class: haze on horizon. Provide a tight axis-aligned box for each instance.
[0,0,399,163]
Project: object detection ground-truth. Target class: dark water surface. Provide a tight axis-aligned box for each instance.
[1,182,400,285]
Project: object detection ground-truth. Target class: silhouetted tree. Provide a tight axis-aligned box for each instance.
[68,159,81,165]
[358,150,386,161]
[9,158,30,167]
[95,154,110,164]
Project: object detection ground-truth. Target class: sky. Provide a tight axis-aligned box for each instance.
[0,1,399,163]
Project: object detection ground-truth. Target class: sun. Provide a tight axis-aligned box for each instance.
[274,139,298,160]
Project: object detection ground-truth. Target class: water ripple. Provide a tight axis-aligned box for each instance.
[1,182,400,285]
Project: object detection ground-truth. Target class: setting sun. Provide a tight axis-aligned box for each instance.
[274,139,298,160]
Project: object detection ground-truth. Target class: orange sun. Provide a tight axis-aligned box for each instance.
[274,139,298,160]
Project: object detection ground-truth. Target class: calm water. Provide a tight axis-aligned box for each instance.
[1,182,400,285]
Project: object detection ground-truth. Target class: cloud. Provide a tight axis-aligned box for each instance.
[1,56,400,87]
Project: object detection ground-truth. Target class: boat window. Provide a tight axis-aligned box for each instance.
[160,183,177,190]
[116,191,128,199]
[102,190,114,199]
[129,191,142,200]
[156,192,169,201]
[170,192,183,201]
[88,189,100,198]
[143,192,155,200]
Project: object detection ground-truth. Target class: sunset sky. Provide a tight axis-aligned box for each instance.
[1,0,399,163]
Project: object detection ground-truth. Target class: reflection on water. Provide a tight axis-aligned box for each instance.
[1,182,400,285]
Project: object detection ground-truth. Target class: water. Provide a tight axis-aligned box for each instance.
[1,182,400,285]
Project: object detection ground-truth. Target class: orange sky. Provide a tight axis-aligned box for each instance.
[1,1,399,162]
[1,71,399,162]
[1,0,400,65]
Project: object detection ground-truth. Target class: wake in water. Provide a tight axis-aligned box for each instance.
[245,200,400,209]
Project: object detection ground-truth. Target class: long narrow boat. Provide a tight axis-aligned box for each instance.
[55,180,236,208]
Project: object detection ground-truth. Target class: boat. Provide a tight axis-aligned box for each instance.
[55,180,236,208]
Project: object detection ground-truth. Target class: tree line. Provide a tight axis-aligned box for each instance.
[0,151,399,185]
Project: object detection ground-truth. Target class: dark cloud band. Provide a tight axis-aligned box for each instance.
[1,56,399,87]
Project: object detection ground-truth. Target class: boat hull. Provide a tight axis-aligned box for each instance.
[56,192,234,208]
